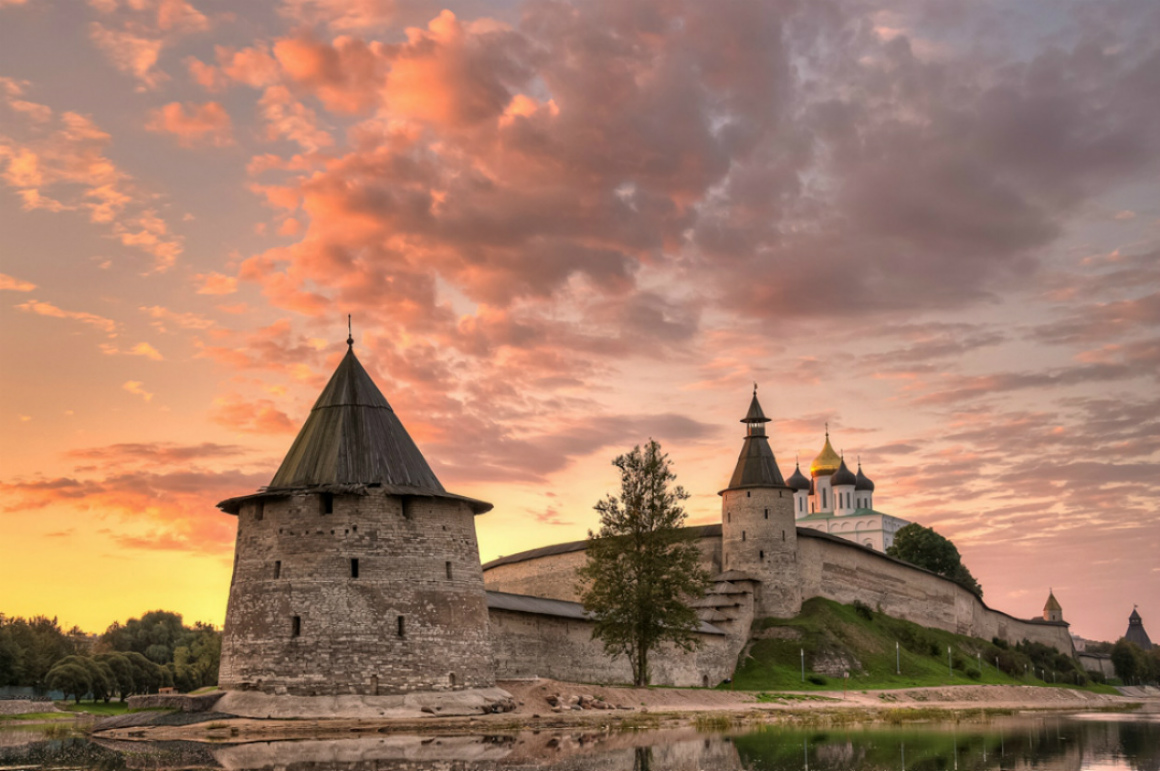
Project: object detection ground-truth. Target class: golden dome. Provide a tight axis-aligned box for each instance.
[810,432,842,476]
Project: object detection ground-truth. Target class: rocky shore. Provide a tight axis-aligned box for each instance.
[83,680,1160,743]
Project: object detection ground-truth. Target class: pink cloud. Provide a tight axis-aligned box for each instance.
[146,101,234,147]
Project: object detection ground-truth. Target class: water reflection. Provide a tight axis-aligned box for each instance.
[0,714,1156,770]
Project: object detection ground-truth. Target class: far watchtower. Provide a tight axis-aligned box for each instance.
[719,390,801,618]
[216,338,495,696]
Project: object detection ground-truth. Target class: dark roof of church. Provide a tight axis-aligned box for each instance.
[855,464,875,491]
[831,458,857,487]
[218,345,491,514]
[786,463,811,491]
[1044,592,1062,612]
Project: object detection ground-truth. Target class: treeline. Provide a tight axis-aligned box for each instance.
[0,611,220,701]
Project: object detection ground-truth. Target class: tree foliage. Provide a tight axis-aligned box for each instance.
[0,615,83,688]
[886,523,983,598]
[0,610,218,695]
[576,440,710,686]
[1111,639,1160,685]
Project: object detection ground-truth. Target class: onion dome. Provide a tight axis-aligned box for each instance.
[831,457,857,487]
[855,463,875,492]
[786,463,811,491]
[810,429,842,476]
[1044,592,1062,613]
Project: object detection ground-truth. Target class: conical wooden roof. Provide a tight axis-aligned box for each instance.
[269,347,445,491]
[219,345,491,514]
[722,394,788,492]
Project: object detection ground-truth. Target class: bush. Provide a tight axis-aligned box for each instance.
[992,637,1009,650]
[853,600,874,622]
[1085,670,1105,684]
[966,668,982,680]
[807,674,827,685]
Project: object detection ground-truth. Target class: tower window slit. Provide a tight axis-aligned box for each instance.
[742,531,746,542]
[350,558,359,578]
[291,616,301,637]
[320,493,334,515]
[446,561,452,580]
[764,509,768,520]
[397,616,405,638]
[254,501,264,521]
[274,560,281,579]
[782,530,786,541]
[747,491,751,497]
[759,550,764,561]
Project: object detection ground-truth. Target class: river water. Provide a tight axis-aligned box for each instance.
[1,713,1157,770]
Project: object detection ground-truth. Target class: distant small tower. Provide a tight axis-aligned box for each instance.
[854,461,875,510]
[1125,607,1154,650]
[1043,590,1063,622]
[719,388,800,618]
[216,339,495,696]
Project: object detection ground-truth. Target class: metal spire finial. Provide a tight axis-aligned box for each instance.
[346,315,353,349]
[753,381,758,396]
[825,421,829,438]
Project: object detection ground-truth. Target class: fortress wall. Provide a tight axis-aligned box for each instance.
[799,533,1074,654]
[488,608,736,688]
[483,536,721,603]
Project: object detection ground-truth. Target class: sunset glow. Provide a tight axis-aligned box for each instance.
[1,0,1157,643]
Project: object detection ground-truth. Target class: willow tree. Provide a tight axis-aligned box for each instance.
[577,440,710,686]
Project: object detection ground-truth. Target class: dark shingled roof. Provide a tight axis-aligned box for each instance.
[723,435,788,491]
[218,345,491,514]
[855,464,875,492]
[742,393,771,423]
[485,590,725,635]
[1126,608,1153,650]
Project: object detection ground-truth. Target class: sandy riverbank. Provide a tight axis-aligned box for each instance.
[89,680,1159,743]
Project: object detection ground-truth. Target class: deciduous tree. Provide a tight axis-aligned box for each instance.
[886,523,983,598]
[577,440,710,686]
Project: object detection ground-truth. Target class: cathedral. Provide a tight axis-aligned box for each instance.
[787,427,911,552]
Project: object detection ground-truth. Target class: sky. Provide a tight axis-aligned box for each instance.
[0,0,1157,643]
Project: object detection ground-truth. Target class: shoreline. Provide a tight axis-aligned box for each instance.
[89,681,1159,743]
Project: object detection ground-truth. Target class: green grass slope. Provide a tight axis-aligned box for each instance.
[731,598,1113,693]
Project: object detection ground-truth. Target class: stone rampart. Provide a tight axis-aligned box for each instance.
[797,531,1074,654]
[482,526,721,603]
[487,608,736,687]
[484,524,1074,660]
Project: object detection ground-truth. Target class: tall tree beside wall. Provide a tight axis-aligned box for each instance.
[577,440,710,686]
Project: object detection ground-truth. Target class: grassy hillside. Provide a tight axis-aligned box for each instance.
[730,598,1113,692]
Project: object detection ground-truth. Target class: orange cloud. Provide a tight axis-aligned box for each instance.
[146,101,233,147]
[274,34,384,114]
[258,85,333,151]
[0,273,36,291]
[122,381,154,401]
[195,272,237,295]
[209,393,297,434]
[16,299,118,336]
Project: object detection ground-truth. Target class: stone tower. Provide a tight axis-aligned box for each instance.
[216,341,495,696]
[719,390,800,618]
[1043,590,1063,622]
